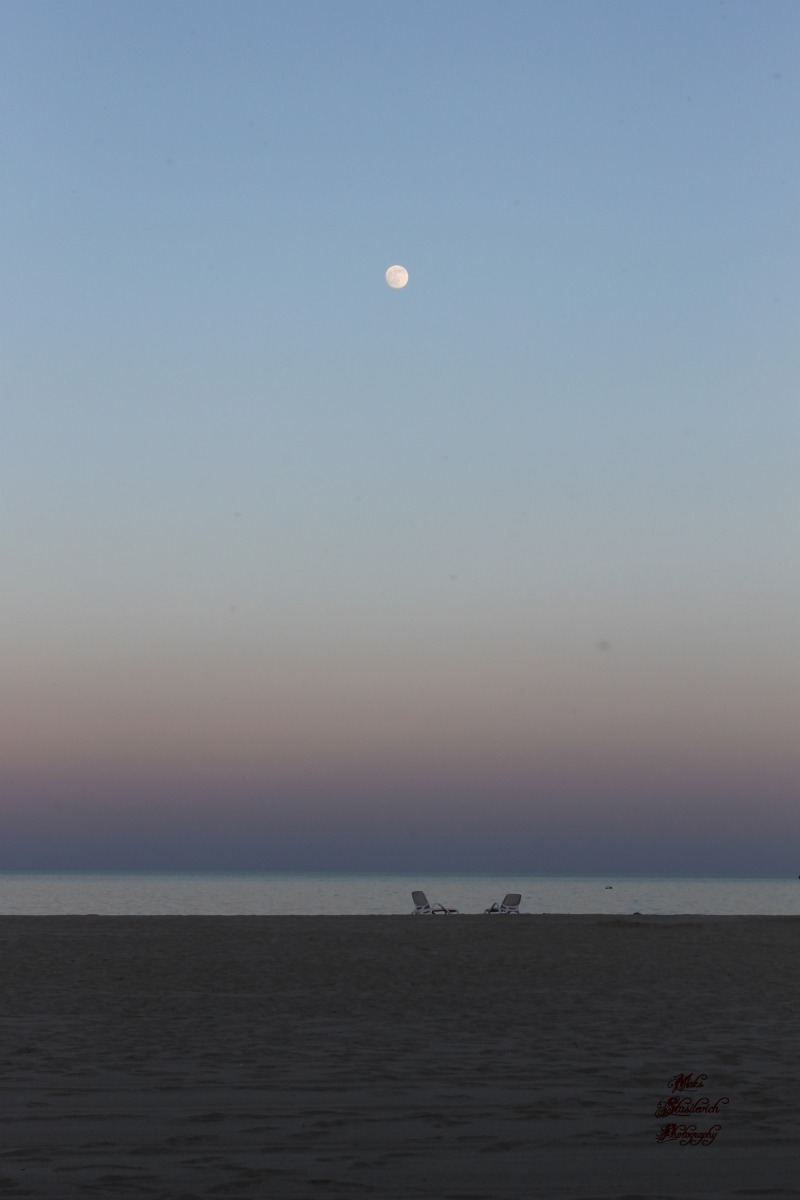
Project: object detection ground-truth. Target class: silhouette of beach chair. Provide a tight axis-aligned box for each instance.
[411,890,458,915]
[484,893,521,914]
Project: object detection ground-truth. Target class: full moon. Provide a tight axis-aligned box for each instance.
[385,264,409,289]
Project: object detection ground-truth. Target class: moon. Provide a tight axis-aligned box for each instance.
[385,264,409,289]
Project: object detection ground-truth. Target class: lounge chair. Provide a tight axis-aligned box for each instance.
[411,890,458,915]
[484,893,521,914]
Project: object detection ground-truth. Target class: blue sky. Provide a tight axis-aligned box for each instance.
[1,0,797,873]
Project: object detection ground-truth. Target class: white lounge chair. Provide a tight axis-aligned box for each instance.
[411,890,458,915]
[484,893,521,914]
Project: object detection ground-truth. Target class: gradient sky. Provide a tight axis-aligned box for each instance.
[2,0,798,874]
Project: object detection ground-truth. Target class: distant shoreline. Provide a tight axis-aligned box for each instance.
[3,911,800,922]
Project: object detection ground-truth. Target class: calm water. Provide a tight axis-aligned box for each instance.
[0,872,798,916]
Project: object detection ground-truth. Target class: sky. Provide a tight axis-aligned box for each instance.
[1,0,797,875]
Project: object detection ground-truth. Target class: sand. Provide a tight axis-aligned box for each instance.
[1,914,798,1199]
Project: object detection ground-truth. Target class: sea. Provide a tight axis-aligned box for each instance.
[0,872,798,916]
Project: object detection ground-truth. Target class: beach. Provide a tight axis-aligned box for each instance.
[2,915,798,1199]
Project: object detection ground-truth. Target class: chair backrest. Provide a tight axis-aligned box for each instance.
[502,894,522,908]
[412,890,429,907]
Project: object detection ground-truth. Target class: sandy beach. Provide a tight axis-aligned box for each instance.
[1,915,798,1199]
